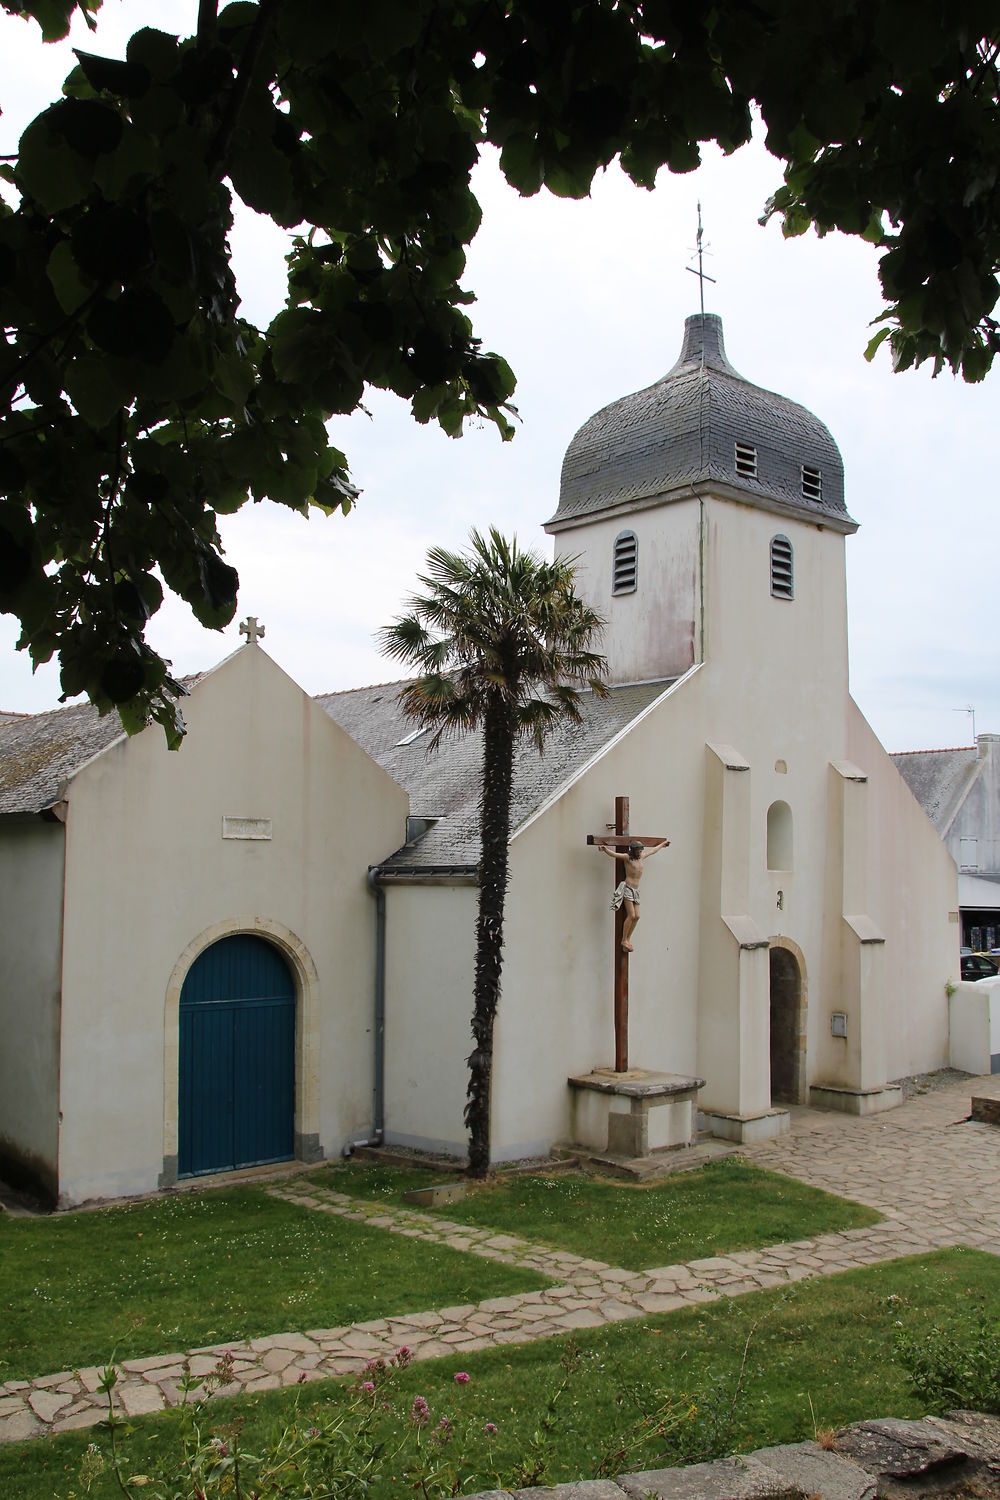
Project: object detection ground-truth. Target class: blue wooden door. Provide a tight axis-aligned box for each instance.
[178,935,295,1177]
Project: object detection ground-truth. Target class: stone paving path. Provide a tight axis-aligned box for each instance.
[3,1073,1000,1445]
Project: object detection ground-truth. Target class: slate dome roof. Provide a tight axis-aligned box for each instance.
[550,313,854,531]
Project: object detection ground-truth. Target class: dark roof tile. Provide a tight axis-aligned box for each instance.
[318,678,675,871]
[891,745,980,835]
[550,313,854,531]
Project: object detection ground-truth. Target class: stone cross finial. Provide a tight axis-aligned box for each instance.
[240,616,265,645]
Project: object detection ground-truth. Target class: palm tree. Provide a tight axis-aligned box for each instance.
[380,528,606,1176]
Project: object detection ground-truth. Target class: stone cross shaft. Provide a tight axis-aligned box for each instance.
[586,795,669,1072]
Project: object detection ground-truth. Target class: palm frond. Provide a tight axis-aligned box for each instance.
[380,525,608,750]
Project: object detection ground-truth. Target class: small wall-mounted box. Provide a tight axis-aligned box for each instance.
[831,1011,848,1038]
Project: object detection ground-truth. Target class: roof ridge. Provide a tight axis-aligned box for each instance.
[314,676,415,699]
[892,745,976,756]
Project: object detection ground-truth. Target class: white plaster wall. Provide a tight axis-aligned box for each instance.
[489,496,856,1151]
[56,645,408,1204]
[947,735,1000,878]
[847,700,958,1077]
[696,498,850,1093]
[0,818,65,1198]
[949,980,1000,1075]
[488,489,953,1152]
[492,671,711,1158]
[552,498,701,684]
[382,882,477,1156]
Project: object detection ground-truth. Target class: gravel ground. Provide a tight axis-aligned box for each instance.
[893,1067,977,1100]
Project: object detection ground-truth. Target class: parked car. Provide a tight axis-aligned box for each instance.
[961,952,1000,982]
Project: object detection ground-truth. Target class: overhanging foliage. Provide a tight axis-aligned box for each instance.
[2,0,998,738]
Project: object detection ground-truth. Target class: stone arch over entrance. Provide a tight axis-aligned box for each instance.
[769,937,807,1105]
[161,916,321,1187]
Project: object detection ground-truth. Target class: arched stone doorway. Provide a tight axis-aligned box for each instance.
[769,942,806,1105]
[178,933,295,1177]
[161,918,321,1187]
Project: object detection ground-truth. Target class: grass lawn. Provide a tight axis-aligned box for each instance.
[0,1186,550,1385]
[5,1248,997,1500]
[316,1156,881,1269]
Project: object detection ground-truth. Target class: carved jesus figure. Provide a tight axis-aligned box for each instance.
[596,838,670,951]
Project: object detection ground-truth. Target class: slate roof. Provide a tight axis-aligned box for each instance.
[891,745,980,835]
[0,677,199,816]
[1,670,675,869]
[0,700,125,815]
[317,677,675,872]
[550,313,854,531]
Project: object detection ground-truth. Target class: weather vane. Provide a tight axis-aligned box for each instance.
[686,201,716,317]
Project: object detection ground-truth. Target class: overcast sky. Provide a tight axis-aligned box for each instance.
[1,1,996,753]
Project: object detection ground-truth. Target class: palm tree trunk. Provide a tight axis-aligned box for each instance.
[465,698,516,1177]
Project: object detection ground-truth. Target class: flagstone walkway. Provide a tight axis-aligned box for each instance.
[3,1072,999,1445]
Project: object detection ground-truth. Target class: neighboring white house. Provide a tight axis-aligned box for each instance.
[892,734,1000,951]
[0,313,961,1205]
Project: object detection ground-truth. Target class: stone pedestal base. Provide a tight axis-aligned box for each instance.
[972,1095,1000,1125]
[567,1069,704,1158]
[698,1107,790,1144]
[809,1083,902,1116]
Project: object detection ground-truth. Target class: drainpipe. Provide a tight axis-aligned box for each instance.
[342,866,386,1156]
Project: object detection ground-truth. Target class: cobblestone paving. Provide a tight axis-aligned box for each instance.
[4,1073,999,1444]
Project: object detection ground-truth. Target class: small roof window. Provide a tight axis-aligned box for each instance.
[735,441,757,478]
[396,725,429,747]
[801,465,822,502]
[612,530,638,595]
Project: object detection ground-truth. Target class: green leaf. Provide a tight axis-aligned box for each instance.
[864,326,892,363]
[124,27,180,81]
[229,138,296,224]
[64,355,126,428]
[0,503,36,597]
[47,96,123,156]
[46,240,92,315]
[16,115,92,212]
[499,136,544,197]
[71,204,151,280]
[73,48,150,97]
[437,398,464,438]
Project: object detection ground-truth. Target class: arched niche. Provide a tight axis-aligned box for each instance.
[767,799,793,871]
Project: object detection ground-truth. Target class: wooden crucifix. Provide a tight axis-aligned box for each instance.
[586,796,670,1072]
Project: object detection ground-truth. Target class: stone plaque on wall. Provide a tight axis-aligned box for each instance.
[222,816,272,841]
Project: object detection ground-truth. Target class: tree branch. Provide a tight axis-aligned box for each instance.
[197,0,218,48]
[205,0,281,173]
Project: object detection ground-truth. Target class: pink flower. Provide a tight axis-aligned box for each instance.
[453,1371,470,1384]
[484,1422,498,1436]
[395,1345,412,1367]
[411,1395,430,1426]
[361,1380,375,1395]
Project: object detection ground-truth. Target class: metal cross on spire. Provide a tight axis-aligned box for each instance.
[686,201,716,317]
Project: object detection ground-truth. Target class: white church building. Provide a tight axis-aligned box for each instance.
[0,314,959,1206]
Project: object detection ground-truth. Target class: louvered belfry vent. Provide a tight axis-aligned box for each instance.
[801,464,822,501]
[612,530,638,595]
[770,534,794,599]
[735,441,757,478]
